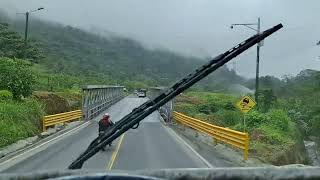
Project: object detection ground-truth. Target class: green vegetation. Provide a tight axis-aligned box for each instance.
[0,58,35,99]
[0,22,42,62]
[0,19,46,148]
[278,70,320,137]
[0,90,13,101]
[0,58,76,148]
[175,92,240,127]
[188,70,320,163]
[7,14,242,91]
[175,91,306,165]
[1,11,245,92]
[0,99,44,148]
[247,70,320,138]
[0,57,45,148]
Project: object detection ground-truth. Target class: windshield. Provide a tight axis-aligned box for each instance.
[0,0,319,177]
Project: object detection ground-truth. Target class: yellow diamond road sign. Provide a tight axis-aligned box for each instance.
[236,95,256,113]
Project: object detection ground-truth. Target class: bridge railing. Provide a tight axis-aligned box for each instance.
[173,111,249,160]
[82,85,124,120]
[42,110,82,131]
[148,87,173,122]
[86,93,123,120]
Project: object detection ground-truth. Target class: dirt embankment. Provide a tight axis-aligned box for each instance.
[33,91,81,115]
[271,141,308,165]
[250,128,309,165]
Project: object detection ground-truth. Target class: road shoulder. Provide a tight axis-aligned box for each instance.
[0,121,91,171]
[169,122,268,167]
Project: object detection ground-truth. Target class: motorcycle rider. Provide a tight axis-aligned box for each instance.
[98,113,114,150]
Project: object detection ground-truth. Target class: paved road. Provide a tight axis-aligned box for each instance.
[2,97,208,173]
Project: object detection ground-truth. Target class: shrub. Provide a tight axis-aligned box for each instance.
[174,103,198,117]
[266,109,290,131]
[258,89,277,112]
[215,110,242,127]
[232,123,244,132]
[245,110,266,130]
[197,104,211,114]
[0,58,35,99]
[257,125,292,145]
[223,101,236,110]
[0,90,13,101]
[194,113,212,121]
[0,99,44,148]
[310,115,320,135]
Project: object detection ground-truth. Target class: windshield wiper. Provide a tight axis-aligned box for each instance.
[68,23,283,169]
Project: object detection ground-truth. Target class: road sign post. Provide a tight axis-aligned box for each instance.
[235,95,256,132]
[243,114,246,132]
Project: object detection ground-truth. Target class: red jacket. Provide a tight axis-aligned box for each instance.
[99,117,114,132]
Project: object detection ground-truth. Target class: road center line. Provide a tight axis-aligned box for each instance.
[107,133,125,170]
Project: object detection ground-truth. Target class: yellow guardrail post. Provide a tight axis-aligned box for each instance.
[244,133,249,160]
[42,120,46,132]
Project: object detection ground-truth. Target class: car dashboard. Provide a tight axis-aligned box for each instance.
[1,166,320,180]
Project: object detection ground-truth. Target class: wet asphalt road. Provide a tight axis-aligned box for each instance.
[3,97,208,173]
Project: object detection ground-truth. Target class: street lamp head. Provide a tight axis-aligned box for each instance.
[29,7,44,13]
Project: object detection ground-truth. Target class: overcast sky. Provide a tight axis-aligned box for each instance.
[1,0,320,78]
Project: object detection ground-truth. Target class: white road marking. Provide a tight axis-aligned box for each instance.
[0,121,91,170]
[164,124,214,168]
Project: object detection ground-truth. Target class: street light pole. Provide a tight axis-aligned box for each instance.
[17,7,44,58]
[231,17,261,106]
[24,12,29,46]
[255,17,260,106]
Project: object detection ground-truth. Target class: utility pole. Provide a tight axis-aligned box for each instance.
[255,18,261,106]
[230,17,262,106]
[17,7,44,58]
[24,12,29,46]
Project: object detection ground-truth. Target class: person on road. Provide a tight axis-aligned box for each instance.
[99,113,114,133]
[98,113,114,150]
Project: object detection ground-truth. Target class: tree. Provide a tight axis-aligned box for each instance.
[0,58,35,99]
[0,22,43,62]
[258,89,277,112]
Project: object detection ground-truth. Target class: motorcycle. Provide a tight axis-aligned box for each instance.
[98,131,112,151]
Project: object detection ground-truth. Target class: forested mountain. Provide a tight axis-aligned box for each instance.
[0,12,244,90]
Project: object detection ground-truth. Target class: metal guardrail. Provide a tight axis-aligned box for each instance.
[173,111,249,160]
[42,110,82,131]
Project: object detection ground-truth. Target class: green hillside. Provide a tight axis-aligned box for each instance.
[0,12,246,148]
[1,12,244,91]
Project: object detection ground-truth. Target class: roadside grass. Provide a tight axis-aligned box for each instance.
[174,91,304,164]
[0,99,44,148]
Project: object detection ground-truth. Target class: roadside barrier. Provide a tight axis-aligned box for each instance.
[173,111,249,160]
[42,110,82,131]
